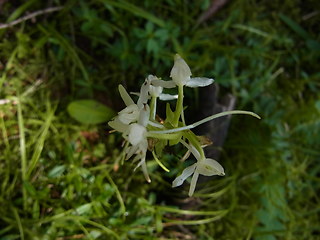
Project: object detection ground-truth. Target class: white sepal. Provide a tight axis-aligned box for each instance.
[170,54,192,86]
[151,79,176,89]
[108,118,129,133]
[185,77,214,88]
[119,84,134,106]
[159,93,178,101]
[137,79,150,108]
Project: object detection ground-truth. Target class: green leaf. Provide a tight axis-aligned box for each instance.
[75,203,93,215]
[23,181,37,197]
[279,13,310,40]
[67,100,115,124]
[165,103,174,124]
[48,165,66,178]
[306,39,320,52]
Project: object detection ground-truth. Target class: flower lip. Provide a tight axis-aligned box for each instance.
[172,163,196,188]
[128,123,147,146]
[197,158,225,176]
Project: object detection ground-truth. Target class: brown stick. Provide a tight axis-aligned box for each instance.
[0,6,63,30]
[197,0,229,25]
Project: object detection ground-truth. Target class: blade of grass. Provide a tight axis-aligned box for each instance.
[0,48,18,91]
[0,112,10,149]
[37,24,90,84]
[26,106,55,178]
[279,13,310,40]
[157,206,228,216]
[76,220,94,240]
[12,207,24,240]
[105,172,126,215]
[102,0,165,27]
[163,214,227,226]
[6,0,37,22]
[17,97,27,210]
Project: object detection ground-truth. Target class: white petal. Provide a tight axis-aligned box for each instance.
[138,104,150,127]
[119,85,134,106]
[196,158,225,176]
[148,75,163,97]
[151,79,176,88]
[128,123,146,146]
[149,85,163,97]
[172,163,196,188]
[189,145,202,161]
[108,118,129,133]
[138,139,148,154]
[141,159,151,183]
[180,140,202,161]
[189,171,199,196]
[159,93,178,101]
[118,104,139,124]
[125,145,139,160]
[137,79,150,108]
[129,91,140,97]
[185,77,214,88]
[134,157,151,183]
[170,54,192,86]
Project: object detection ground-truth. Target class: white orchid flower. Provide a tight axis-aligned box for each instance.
[172,158,225,196]
[152,54,214,89]
[172,141,225,196]
[108,84,152,182]
[145,75,177,120]
[113,83,150,126]
[131,75,178,100]
[147,75,178,100]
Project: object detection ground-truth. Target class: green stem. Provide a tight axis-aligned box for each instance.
[152,151,170,172]
[150,96,157,120]
[148,132,181,140]
[173,84,184,127]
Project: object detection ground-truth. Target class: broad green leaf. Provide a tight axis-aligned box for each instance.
[67,100,115,124]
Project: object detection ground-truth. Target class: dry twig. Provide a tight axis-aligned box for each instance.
[0,6,63,30]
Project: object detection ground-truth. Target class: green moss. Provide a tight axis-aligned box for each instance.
[0,0,319,239]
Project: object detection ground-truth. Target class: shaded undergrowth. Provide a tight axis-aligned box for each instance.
[0,0,319,239]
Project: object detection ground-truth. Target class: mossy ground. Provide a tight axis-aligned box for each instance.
[0,1,319,239]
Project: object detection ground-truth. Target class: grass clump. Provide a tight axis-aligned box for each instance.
[0,0,319,239]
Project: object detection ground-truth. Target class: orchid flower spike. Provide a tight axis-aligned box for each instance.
[152,54,214,89]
